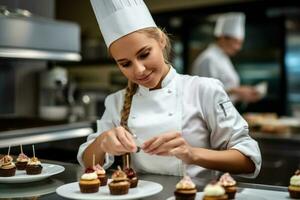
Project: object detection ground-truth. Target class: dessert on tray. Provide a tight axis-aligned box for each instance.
[218,173,237,199]
[124,167,138,188]
[93,164,107,186]
[26,145,43,175]
[108,166,130,195]
[123,153,138,188]
[0,146,16,177]
[79,170,100,193]
[202,181,228,200]
[288,169,300,199]
[16,145,29,170]
[0,155,16,177]
[174,176,197,200]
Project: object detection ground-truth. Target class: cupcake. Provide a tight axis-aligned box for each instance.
[108,167,130,195]
[124,167,138,188]
[288,170,300,199]
[218,173,237,199]
[174,176,197,200]
[202,182,228,200]
[79,171,100,193]
[16,153,29,170]
[26,157,43,175]
[0,155,16,177]
[92,164,107,186]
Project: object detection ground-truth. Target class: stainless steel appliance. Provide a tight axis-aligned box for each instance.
[0,8,93,163]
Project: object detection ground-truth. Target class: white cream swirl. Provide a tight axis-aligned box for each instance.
[17,153,29,162]
[219,173,236,186]
[290,175,300,186]
[93,164,105,175]
[176,176,196,189]
[203,184,225,196]
[81,172,98,180]
[27,157,41,165]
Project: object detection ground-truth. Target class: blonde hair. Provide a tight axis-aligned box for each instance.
[120,27,171,131]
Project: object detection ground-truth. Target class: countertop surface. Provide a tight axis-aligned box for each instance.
[0,160,290,200]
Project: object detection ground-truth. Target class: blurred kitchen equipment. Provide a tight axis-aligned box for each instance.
[0,9,81,61]
[39,67,69,120]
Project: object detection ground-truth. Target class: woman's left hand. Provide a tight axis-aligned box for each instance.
[141,132,195,164]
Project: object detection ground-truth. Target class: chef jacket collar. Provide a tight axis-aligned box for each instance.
[210,43,228,59]
[138,66,176,95]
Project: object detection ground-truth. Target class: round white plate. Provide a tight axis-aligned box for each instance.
[0,163,65,183]
[166,192,267,200]
[56,179,163,200]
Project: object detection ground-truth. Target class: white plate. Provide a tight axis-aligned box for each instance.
[0,163,65,183]
[166,192,267,200]
[56,179,163,200]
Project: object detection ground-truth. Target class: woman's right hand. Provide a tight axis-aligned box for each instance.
[97,126,137,155]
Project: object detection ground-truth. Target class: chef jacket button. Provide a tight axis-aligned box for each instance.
[168,113,173,116]
[167,89,172,94]
[132,116,136,119]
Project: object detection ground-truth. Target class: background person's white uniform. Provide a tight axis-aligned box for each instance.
[191,13,245,93]
[77,2,261,178]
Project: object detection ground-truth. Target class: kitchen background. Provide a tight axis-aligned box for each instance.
[0,0,300,186]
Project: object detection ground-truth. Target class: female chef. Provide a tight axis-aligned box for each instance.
[77,0,261,178]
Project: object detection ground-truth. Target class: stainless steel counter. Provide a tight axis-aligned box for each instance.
[0,121,94,148]
[0,160,289,200]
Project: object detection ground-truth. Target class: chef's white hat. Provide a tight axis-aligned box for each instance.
[90,0,157,47]
[214,12,245,40]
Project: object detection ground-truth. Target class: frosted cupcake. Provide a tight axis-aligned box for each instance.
[174,176,197,200]
[26,157,43,175]
[124,167,138,188]
[203,182,228,200]
[288,170,300,199]
[0,155,16,177]
[218,173,237,199]
[108,167,130,195]
[16,153,29,170]
[93,164,107,186]
[79,171,100,193]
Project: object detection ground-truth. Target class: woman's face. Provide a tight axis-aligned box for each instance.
[109,31,169,89]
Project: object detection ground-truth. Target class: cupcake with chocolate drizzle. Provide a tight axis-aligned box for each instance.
[0,151,16,177]
[123,153,138,188]
[109,166,130,195]
[16,145,29,170]
[218,173,237,199]
[174,176,197,200]
[26,145,43,175]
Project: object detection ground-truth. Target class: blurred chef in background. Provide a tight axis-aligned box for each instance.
[191,12,261,104]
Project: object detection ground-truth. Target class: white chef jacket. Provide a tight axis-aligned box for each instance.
[191,43,240,91]
[77,67,261,178]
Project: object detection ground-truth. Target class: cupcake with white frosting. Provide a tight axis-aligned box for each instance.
[288,170,300,199]
[202,181,228,200]
[174,176,197,200]
[218,173,237,199]
[79,171,100,193]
